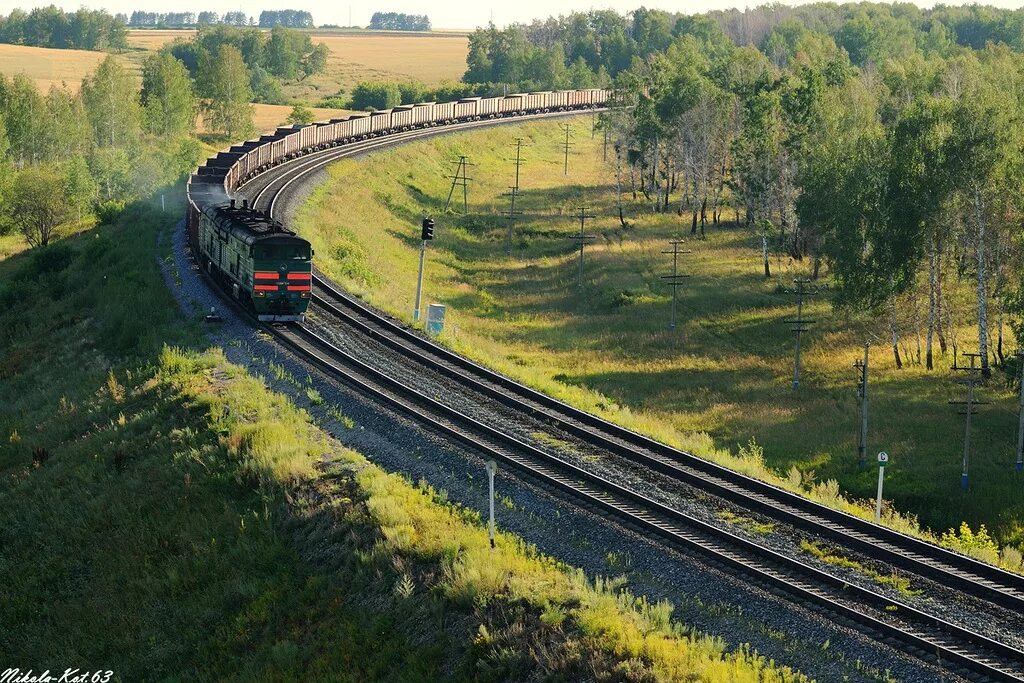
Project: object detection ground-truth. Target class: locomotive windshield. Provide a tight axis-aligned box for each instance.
[254,244,310,261]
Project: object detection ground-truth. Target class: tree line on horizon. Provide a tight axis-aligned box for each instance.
[368,13,430,31]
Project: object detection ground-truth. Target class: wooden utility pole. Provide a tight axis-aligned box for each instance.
[1016,350,1024,472]
[950,351,990,490]
[444,156,473,213]
[571,206,596,289]
[559,123,574,176]
[783,279,817,390]
[854,344,869,468]
[503,138,524,256]
[660,239,692,331]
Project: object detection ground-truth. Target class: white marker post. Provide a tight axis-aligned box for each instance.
[875,451,889,523]
[485,460,497,549]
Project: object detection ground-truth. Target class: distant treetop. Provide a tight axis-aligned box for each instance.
[0,6,127,51]
[259,10,314,29]
[369,12,430,31]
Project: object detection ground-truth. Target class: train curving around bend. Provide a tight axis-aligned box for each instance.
[186,89,610,319]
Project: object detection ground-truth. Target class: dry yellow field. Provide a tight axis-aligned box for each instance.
[0,43,112,92]
[126,29,195,51]
[249,103,354,132]
[2,30,468,107]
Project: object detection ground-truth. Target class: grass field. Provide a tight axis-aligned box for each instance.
[0,187,807,681]
[294,116,1024,555]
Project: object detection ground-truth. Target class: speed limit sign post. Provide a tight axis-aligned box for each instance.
[874,451,889,523]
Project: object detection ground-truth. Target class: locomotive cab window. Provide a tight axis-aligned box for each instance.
[255,245,310,261]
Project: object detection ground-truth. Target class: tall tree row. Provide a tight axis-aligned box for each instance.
[609,12,1024,374]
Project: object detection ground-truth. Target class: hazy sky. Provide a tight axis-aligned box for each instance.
[4,0,1024,30]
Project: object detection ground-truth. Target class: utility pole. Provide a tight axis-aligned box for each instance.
[875,451,889,523]
[660,239,692,331]
[1016,350,1024,473]
[559,122,574,176]
[949,351,990,490]
[444,156,473,214]
[503,138,525,256]
[485,460,497,549]
[783,279,817,390]
[413,217,434,321]
[854,344,869,468]
[571,206,596,289]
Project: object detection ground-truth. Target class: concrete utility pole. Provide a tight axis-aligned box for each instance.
[660,239,692,331]
[485,460,497,549]
[783,279,817,390]
[559,122,574,176]
[571,206,596,289]
[444,156,473,213]
[503,138,525,256]
[854,344,869,468]
[875,451,889,523]
[949,351,990,490]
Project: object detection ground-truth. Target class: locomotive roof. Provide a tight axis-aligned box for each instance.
[201,203,310,247]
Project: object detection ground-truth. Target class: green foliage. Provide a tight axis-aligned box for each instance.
[284,104,314,126]
[5,164,72,247]
[81,56,141,149]
[199,44,255,140]
[0,6,127,50]
[350,81,401,111]
[141,53,197,137]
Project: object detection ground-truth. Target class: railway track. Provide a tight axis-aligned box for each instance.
[219,112,1024,681]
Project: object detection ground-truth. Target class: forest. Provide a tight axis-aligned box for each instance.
[0,6,127,50]
[459,3,1024,379]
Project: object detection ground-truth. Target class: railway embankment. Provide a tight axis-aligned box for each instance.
[1,186,835,681]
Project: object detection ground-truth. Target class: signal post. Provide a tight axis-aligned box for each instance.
[414,217,434,321]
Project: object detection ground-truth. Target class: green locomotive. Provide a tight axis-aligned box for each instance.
[198,201,312,321]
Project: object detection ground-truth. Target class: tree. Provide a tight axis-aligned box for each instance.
[6,165,73,247]
[200,44,255,139]
[350,81,401,110]
[285,105,314,125]
[81,56,141,148]
[141,53,196,137]
[302,43,328,79]
[40,84,90,162]
[0,73,45,166]
[63,155,98,223]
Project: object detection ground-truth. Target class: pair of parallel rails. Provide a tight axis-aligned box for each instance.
[187,107,1024,682]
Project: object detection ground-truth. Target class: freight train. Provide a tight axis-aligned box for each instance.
[186,89,610,317]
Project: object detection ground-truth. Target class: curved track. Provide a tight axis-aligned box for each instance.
[198,111,1024,681]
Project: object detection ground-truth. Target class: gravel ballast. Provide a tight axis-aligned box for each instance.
[159,209,978,682]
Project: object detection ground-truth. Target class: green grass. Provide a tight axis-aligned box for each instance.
[0,187,813,679]
[294,115,1024,563]
[800,540,922,598]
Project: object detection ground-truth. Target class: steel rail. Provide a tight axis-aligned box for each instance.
[307,278,1024,614]
[269,320,1024,683]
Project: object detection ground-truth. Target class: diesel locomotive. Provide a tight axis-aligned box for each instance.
[197,200,312,322]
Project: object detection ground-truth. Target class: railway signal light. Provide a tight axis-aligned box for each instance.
[421,217,435,241]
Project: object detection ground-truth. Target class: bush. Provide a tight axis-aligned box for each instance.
[96,199,127,225]
[350,81,401,111]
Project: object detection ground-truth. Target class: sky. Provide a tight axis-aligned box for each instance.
[3,0,1024,31]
